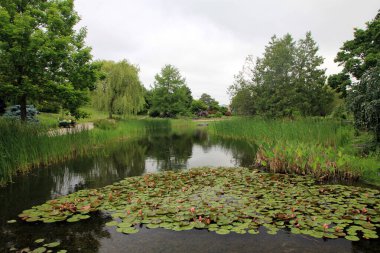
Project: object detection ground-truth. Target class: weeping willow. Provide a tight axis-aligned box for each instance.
[93,60,145,118]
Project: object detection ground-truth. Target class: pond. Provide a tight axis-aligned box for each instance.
[0,129,379,253]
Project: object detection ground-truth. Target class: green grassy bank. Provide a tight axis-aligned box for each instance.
[209,117,379,186]
[0,118,171,186]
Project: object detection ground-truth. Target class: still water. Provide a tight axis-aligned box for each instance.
[0,130,379,252]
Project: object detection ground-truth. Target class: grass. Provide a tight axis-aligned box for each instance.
[0,118,171,186]
[37,106,109,127]
[209,117,380,186]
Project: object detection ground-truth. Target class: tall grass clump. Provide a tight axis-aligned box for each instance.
[0,118,172,186]
[209,117,379,184]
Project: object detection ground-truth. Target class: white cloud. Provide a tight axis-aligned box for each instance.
[75,0,379,104]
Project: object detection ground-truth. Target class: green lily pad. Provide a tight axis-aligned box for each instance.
[17,167,380,240]
[345,235,360,241]
[105,221,119,227]
[34,239,45,244]
[44,242,60,248]
[32,247,47,253]
[121,227,139,234]
[215,229,230,235]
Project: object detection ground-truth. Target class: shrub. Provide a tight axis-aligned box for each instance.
[3,105,39,122]
[94,119,117,130]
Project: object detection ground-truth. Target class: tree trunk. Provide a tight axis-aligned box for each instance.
[20,94,27,121]
[108,97,115,119]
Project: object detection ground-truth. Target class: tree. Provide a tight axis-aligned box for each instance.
[0,98,5,115]
[335,10,380,80]
[93,60,145,119]
[327,73,351,98]
[229,32,333,117]
[199,93,219,111]
[230,88,256,115]
[150,65,192,117]
[336,11,380,143]
[190,99,207,115]
[348,64,380,142]
[0,0,98,120]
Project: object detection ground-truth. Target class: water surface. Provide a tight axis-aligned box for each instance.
[1,130,378,252]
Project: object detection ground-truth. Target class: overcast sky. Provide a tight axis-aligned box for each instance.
[74,0,378,105]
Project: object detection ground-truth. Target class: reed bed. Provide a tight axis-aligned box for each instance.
[0,118,170,186]
[209,117,379,185]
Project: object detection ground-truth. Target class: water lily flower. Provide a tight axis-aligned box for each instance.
[190,207,195,213]
[198,216,203,221]
[323,223,329,230]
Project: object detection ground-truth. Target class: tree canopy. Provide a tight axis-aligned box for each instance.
[348,64,380,142]
[150,65,192,117]
[335,10,380,80]
[230,32,334,117]
[336,11,380,143]
[0,0,98,120]
[93,60,145,118]
[199,93,220,111]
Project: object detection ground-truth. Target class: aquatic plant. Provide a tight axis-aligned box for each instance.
[0,118,171,186]
[18,167,380,241]
[209,118,379,185]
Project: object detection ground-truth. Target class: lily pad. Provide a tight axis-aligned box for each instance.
[32,247,47,253]
[34,239,45,244]
[18,167,380,241]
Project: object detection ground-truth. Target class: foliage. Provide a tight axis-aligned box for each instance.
[210,118,379,184]
[0,0,99,120]
[190,99,208,115]
[230,87,256,115]
[150,65,193,117]
[199,93,220,111]
[92,60,145,118]
[3,105,39,122]
[334,11,380,144]
[17,167,380,241]
[335,10,380,79]
[93,119,117,130]
[348,64,380,142]
[230,32,334,117]
[0,98,5,114]
[0,118,169,186]
[327,73,351,98]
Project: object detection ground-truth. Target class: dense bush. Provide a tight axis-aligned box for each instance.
[94,119,117,130]
[3,105,39,122]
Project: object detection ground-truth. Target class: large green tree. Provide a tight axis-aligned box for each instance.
[348,64,380,142]
[230,32,333,117]
[93,60,145,119]
[0,0,98,120]
[335,10,380,79]
[336,11,380,142]
[150,65,192,117]
[199,93,219,111]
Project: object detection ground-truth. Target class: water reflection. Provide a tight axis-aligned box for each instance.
[0,129,378,252]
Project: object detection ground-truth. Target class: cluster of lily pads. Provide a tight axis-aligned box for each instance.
[18,167,380,241]
[9,239,66,253]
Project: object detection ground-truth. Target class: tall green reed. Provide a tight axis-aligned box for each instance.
[209,117,379,185]
[0,118,170,186]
